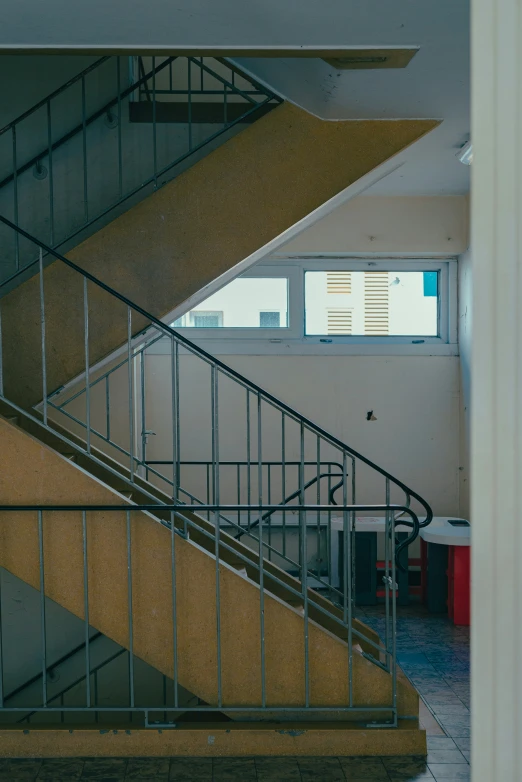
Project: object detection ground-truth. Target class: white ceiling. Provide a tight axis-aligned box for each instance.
[231,1,470,196]
[0,0,470,196]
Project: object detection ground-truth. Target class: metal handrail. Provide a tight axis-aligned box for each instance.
[0,56,280,290]
[0,57,175,191]
[0,215,433,562]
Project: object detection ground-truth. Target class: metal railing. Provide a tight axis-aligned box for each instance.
[0,215,432,568]
[0,219,433,725]
[0,503,412,726]
[0,55,280,288]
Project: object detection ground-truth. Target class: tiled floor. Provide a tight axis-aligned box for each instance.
[0,605,470,781]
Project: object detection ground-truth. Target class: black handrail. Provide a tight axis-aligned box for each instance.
[0,57,176,191]
[0,217,432,558]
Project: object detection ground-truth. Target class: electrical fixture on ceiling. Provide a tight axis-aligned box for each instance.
[456,141,473,166]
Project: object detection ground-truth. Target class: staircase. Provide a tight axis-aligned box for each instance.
[0,60,437,757]
[0,219,433,757]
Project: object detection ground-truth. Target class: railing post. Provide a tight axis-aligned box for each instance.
[82,510,91,707]
[83,277,91,453]
[38,510,47,708]
[39,249,48,426]
[12,126,19,270]
[127,307,135,481]
[211,366,222,708]
[0,301,3,398]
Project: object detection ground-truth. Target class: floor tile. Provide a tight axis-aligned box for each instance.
[426,751,467,765]
[82,758,128,779]
[0,759,43,781]
[169,757,212,781]
[212,757,257,781]
[298,756,344,781]
[255,756,301,781]
[37,759,84,780]
[125,757,170,780]
[382,757,430,777]
[426,738,456,751]
[427,764,470,779]
[338,757,389,779]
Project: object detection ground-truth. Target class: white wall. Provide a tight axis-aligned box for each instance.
[279,196,469,256]
[141,353,461,516]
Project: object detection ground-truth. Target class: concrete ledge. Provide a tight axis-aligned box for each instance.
[0,721,426,758]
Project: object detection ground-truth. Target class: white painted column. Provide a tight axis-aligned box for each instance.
[471,0,522,777]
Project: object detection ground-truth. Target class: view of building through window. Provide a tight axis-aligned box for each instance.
[172,267,440,338]
[173,277,288,328]
[305,270,438,336]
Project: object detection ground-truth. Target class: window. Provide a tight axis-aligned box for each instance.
[259,311,281,328]
[305,270,439,337]
[173,277,288,329]
[190,311,223,328]
[169,258,457,355]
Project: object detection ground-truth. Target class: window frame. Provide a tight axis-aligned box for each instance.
[169,258,458,356]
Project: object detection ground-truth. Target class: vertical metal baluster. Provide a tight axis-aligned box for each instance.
[39,249,48,426]
[257,397,263,546]
[83,277,90,453]
[258,393,266,708]
[12,127,19,270]
[47,101,54,245]
[0,302,4,398]
[224,83,228,125]
[169,58,173,93]
[206,464,210,514]
[200,57,204,92]
[267,463,271,561]
[188,59,193,151]
[140,351,146,477]
[82,510,91,709]
[316,438,321,580]
[344,452,353,706]
[152,57,157,187]
[351,458,356,607]
[390,503,397,725]
[127,510,135,709]
[163,674,167,722]
[326,462,332,591]
[237,463,241,508]
[384,478,390,663]
[127,308,135,481]
[246,391,251,530]
[81,76,89,224]
[0,567,4,708]
[171,336,179,502]
[211,367,222,708]
[175,342,181,508]
[60,692,65,723]
[300,422,309,708]
[342,454,349,628]
[94,669,99,722]
[38,511,47,707]
[117,58,123,200]
[82,510,91,708]
[171,511,179,710]
[281,413,286,557]
[105,375,111,441]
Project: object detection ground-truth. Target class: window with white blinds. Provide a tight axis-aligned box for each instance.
[363,272,389,335]
[327,308,353,334]
[167,259,456,354]
[326,272,352,295]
